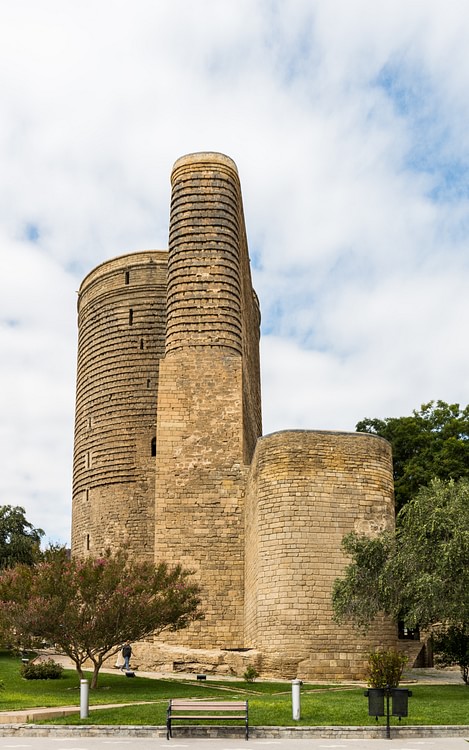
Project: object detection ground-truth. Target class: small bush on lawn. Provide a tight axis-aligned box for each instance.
[243,665,259,682]
[20,660,64,680]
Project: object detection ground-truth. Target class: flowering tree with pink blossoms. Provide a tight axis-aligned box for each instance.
[0,548,202,688]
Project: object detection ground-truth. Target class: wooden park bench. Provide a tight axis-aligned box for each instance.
[166,698,249,740]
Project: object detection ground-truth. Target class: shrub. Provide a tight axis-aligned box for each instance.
[20,659,64,680]
[366,649,407,688]
[433,625,469,685]
[243,665,259,683]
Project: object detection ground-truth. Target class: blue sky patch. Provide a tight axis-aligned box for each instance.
[375,61,469,202]
[25,223,40,242]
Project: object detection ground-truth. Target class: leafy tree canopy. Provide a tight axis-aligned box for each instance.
[0,505,44,569]
[0,548,203,688]
[332,477,469,682]
[356,400,469,510]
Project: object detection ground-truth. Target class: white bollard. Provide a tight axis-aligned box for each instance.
[80,679,89,719]
[292,678,302,720]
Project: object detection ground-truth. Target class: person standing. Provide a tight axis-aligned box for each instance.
[121,643,132,671]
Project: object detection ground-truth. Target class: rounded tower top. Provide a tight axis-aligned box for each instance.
[166,152,244,354]
[77,250,167,317]
[171,152,239,178]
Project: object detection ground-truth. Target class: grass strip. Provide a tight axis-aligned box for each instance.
[39,685,469,727]
[1,652,468,727]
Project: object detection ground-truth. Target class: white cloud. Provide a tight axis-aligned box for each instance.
[1,0,469,543]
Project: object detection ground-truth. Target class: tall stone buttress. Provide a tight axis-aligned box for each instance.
[154,153,262,647]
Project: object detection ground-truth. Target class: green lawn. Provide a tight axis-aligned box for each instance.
[43,684,468,727]
[1,651,468,727]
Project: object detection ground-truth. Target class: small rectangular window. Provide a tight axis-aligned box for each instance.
[125,270,130,285]
[129,308,133,325]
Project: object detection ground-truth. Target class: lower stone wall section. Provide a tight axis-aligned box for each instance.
[126,641,262,677]
[114,639,421,683]
[3,725,469,739]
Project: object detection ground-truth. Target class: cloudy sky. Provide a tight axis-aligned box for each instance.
[1,1,468,545]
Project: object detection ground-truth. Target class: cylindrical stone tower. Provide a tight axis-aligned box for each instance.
[154,153,262,648]
[244,429,399,679]
[71,251,167,559]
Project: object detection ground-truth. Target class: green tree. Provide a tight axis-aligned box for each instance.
[0,505,43,569]
[432,625,469,685]
[356,401,469,510]
[332,530,395,632]
[0,548,203,688]
[332,478,469,683]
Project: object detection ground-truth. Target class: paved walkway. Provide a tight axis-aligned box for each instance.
[0,735,469,749]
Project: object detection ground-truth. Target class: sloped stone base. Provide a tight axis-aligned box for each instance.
[119,641,263,678]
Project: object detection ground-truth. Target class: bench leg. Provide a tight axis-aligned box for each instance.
[166,718,171,740]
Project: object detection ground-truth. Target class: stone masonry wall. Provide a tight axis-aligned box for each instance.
[153,153,261,648]
[245,430,400,679]
[154,351,247,647]
[72,251,167,559]
[237,193,262,464]
[166,153,243,355]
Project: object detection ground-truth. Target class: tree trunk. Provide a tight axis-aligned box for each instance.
[70,657,84,681]
[90,659,102,689]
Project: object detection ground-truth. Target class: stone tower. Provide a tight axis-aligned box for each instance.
[244,430,399,677]
[153,153,262,647]
[71,152,418,679]
[72,251,167,560]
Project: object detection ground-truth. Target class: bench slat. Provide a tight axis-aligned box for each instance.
[170,702,245,707]
[171,706,245,711]
[171,715,246,720]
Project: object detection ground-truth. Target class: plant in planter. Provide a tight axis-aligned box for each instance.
[365,648,411,726]
[367,649,408,688]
